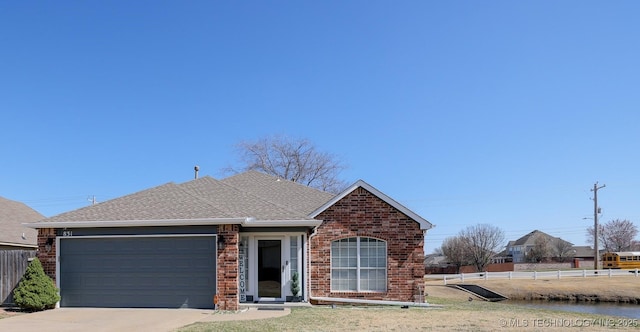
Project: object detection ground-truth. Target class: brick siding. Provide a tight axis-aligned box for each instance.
[216,224,239,310]
[311,187,425,303]
[36,228,57,281]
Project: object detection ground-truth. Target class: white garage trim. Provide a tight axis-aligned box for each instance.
[56,234,218,308]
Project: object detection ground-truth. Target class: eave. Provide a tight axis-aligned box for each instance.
[23,217,322,229]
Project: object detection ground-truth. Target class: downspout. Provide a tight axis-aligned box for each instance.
[306,225,319,303]
[307,226,435,308]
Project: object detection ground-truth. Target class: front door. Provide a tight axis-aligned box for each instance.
[257,239,282,300]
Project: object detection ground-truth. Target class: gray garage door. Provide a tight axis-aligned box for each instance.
[60,236,216,309]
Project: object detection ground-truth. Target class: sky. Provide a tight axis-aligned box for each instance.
[1,1,639,254]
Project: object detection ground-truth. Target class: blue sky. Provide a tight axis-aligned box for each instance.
[2,1,639,253]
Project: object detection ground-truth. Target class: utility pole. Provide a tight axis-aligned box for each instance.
[591,182,605,270]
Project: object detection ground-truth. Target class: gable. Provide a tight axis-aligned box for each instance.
[309,180,433,231]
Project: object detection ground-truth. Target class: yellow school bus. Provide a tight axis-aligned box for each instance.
[602,252,640,269]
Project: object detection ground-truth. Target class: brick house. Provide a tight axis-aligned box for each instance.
[26,171,432,310]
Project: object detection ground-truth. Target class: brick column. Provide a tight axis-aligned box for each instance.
[216,224,239,310]
[36,228,57,282]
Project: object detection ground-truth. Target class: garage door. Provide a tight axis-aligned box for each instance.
[59,236,216,309]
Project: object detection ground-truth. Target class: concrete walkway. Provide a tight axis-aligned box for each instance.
[0,307,290,332]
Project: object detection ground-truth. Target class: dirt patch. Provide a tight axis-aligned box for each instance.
[0,308,24,320]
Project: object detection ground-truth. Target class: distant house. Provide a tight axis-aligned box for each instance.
[506,230,573,263]
[424,254,448,268]
[570,245,595,260]
[25,171,433,310]
[0,196,43,250]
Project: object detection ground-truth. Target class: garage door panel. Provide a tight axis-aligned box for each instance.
[60,236,216,309]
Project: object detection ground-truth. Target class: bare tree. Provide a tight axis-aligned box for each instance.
[459,224,505,272]
[587,219,638,252]
[552,238,575,261]
[526,236,551,263]
[227,135,348,193]
[441,236,470,273]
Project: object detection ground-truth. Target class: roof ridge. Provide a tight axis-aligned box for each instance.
[176,176,256,218]
[211,174,314,219]
[224,170,334,196]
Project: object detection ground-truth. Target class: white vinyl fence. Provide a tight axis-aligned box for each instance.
[425,269,640,285]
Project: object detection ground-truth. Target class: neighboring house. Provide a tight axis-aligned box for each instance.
[506,230,573,263]
[0,196,43,249]
[25,171,432,310]
[571,245,595,260]
[0,196,42,305]
[424,254,448,268]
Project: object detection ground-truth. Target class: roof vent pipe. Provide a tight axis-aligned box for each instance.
[194,165,199,179]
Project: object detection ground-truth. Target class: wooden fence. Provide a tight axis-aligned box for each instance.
[0,250,36,306]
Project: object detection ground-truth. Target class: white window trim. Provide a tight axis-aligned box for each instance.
[330,236,387,293]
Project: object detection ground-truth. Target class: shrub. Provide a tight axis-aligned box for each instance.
[13,257,60,311]
[290,271,300,297]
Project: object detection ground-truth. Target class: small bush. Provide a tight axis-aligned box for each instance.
[13,257,60,311]
[291,271,300,296]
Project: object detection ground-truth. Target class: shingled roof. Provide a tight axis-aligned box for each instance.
[25,171,437,233]
[41,171,333,223]
[221,170,335,215]
[0,197,44,247]
[510,230,573,246]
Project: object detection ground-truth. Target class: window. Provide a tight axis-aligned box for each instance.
[290,236,299,275]
[331,237,387,292]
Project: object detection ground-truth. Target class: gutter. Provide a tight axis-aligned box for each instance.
[23,218,248,229]
[242,218,322,228]
[0,241,37,249]
[23,217,323,229]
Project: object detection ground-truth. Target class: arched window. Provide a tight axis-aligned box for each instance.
[330,237,387,292]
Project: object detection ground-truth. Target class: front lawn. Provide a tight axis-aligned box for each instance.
[177,302,637,332]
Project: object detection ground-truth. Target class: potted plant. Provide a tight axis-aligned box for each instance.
[290,271,301,302]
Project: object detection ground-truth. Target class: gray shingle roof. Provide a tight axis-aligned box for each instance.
[510,230,573,246]
[571,245,594,258]
[178,176,312,220]
[45,182,233,222]
[220,171,335,215]
[0,197,44,247]
[42,172,330,223]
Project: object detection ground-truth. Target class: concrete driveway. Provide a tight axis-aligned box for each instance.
[0,307,290,332]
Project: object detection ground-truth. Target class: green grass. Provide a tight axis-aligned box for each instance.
[177,301,638,332]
